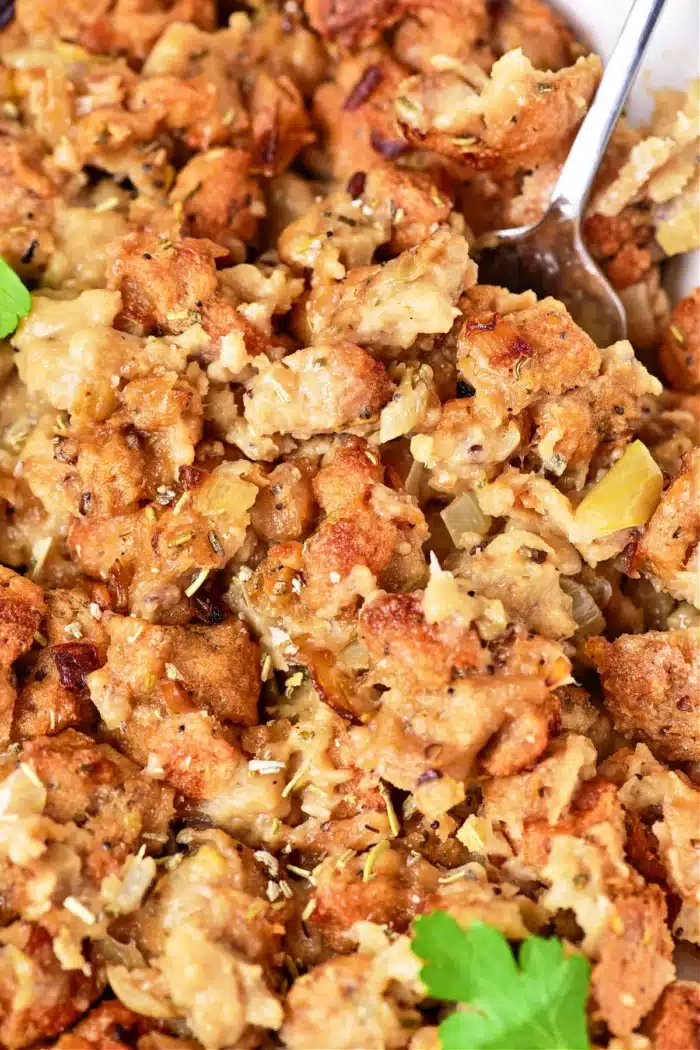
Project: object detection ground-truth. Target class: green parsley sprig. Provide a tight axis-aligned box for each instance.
[412,912,591,1050]
[0,257,31,339]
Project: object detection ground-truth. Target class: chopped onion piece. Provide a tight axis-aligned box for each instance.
[560,579,605,636]
[440,491,492,547]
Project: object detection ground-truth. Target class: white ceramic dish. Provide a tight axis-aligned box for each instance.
[555,0,700,299]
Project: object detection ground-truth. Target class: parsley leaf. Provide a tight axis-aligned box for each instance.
[412,913,591,1050]
[0,258,31,339]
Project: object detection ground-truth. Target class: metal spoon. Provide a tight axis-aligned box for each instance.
[476,0,668,347]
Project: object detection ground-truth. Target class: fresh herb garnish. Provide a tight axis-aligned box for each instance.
[412,912,591,1050]
[0,257,31,338]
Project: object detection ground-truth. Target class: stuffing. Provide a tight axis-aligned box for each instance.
[69,461,258,619]
[311,49,410,179]
[248,70,314,178]
[15,0,216,65]
[450,529,577,638]
[88,613,260,731]
[306,227,476,352]
[488,0,581,71]
[616,754,700,944]
[351,590,567,804]
[587,629,700,762]
[282,940,421,1049]
[52,1000,158,1048]
[394,50,601,175]
[658,289,700,393]
[241,343,393,441]
[0,130,56,280]
[108,233,223,337]
[45,201,132,292]
[170,149,265,257]
[0,565,45,744]
[643,981,700,1050]
[249,458,316,544]
[11,290,190,421]
[413,297,661,490]
[11,583,109,740]
[590,885,675,1038]
[279,189,392,278]
[0,919,103,1048]
[480,733,598,851]
[633,447,700,606]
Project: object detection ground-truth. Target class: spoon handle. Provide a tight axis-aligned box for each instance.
[552,0,668,218]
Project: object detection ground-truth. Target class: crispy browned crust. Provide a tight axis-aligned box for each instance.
[591,885,675,1037]
[0,920,104,1048]
[644,981,700,1050]
[170,149,266,254]
[633,447,700,596]
[108,232,224,336]
[360,591,485,692]
[587,629,700,762]
[659,289,700,393]
[16,0,216,64]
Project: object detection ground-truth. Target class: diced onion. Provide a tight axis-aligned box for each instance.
[560,579,605,636]
[440,491,492,547]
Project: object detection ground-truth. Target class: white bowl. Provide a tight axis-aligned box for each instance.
[554,0,700,299]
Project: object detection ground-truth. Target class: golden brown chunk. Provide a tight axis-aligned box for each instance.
[282,942,421,1049]
[313,436,384,515]
[489,0,581,71]
[0,566,45,746]
[306,227,475,353]
[0,131,55,280]
[458,298,601,418]
[363,164,454,253]
[302,505,397,614]
[242,343,393,441]
[249,459,316,544]
[304,0,402,45]
[70,464,257,619]
[393,4,493,76]
[587,629,700,762]
[74,375,202,517]
[12,584,109,740]
[19,729,174,880]
[530,340,662,480]
[53,1001,156,1048]
[89,614,260,730]
[302,485,427,615]
[360,591,486,692]
[395,51,601,175]
[352,622,564,793]
[584,209,655,290]
[16,0,216,64]
[170,149,265,257]
[633,447,700,606]
[659,288,700,393]
[0,566,45,668]
[590,885,675,1037]
[108,233,223,336]
[249,72,314,177]
[312,50,410,180]
[643,981,700,1050]
[0,921,102,1049]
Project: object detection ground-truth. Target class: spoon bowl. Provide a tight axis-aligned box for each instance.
[476,200,628,347]
[475,0,667,347]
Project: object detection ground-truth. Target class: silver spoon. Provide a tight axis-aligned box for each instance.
[476,0,668,347]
